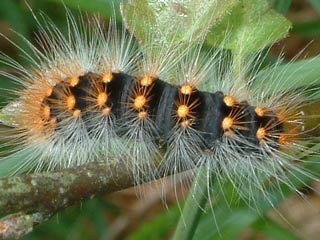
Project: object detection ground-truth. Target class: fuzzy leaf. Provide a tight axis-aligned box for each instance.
[207,0,291,55]
[121,0,238,48]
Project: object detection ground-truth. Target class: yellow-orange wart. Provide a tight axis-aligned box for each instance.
[102,107,111,116]
[276,113,286,122]
[180,84,194,95]
[140,75,155,86]
[134,95,147,109]
[223,95,235,107]
[279,134,288,145]
[42,105,51,119]
[138,111,148,119]
[177,105,190,118]
[222,117,233,130]
[49,117,57,127]
[256,127,266,140]
[73,109,81,118]
[46,87,53,97]
[102,73,114,83]
[66,95,76,110]
[181,120,191,128]
[97,92,108,106]
[255,107,265,117]
[38,117,56,134]
[279,134,290,145]
[69,76,80,87]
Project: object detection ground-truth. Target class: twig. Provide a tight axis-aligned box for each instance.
[0,161,134,238]
[0,212,51,239]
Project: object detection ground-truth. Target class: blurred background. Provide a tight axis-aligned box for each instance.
[0,0,319,239]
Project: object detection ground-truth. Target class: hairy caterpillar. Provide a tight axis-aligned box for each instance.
[0,0,319,226]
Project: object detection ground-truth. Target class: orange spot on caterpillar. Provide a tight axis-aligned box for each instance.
[224,130,234,136]
[140,75,156,86]
[256,127,266,140]
[255,107,264,117]
[181,119,191,128]
[177,105,190,118]
[50,117,57,126]
[46,87,53,97]
[279,134,287,145]
[223,106,249,132]
[66,95,76,110]
[41,117,57,131]
[276,113,285,122]
[138,111,148,119]
[180,84,194,95]
[134,95,147,109]
[73,109,81,118]
[42,105,51,119]
[175,92,200,123]
[102,107,111,116]
[223,95,235,107]
[222,117,233,130]
[277,128,301,146]
[34,118,43,128]
[102,73,114,83]
[69,76,80,87]
[97,92,108,107]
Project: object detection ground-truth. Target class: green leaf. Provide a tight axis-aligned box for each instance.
[0,148,33,177]
[121,0,238,48]
[268,0,292,14]
[255,57,320,97]
[193,205,259,240]
[252,217,300,240]
[207,0,291,55]
[293,20,320,37]
[128,205,180,240]
[47,0,122,19]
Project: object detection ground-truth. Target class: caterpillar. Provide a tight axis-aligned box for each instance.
[0,0,319,226]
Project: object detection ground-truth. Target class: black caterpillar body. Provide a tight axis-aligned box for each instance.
[42,72,284,153]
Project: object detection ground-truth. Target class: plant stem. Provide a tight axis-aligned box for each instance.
[172,169,209,240]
